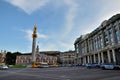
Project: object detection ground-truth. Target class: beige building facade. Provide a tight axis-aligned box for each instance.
[74,14,120,65]
[60,51,76,66]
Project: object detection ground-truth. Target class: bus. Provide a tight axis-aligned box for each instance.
[32,62,49,68]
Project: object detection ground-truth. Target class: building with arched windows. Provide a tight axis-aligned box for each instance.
[16,46,58,65]
[74,14,120,65]
[16,54,58,65]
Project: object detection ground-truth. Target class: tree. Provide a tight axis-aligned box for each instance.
[6,52,22,65]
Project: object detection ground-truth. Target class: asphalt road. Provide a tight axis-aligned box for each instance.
[0,67,120,80]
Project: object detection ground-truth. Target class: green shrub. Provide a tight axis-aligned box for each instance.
[10,65,27,68]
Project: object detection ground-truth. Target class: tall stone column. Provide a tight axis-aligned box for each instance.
[32,25,37,63]
[112,49,116,64]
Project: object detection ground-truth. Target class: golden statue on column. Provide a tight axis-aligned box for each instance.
[0,50,7,65]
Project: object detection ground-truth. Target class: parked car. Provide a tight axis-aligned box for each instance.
[100,63,120,70]
[85,63,96,68]
[0,65,8,70]
[85,63,101,69]
[93,63,101,68]
[75,64,82,67]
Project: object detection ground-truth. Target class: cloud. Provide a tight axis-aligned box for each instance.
[74,0,120,35]
[5,0,49,14]
[38,41,74,51]
[37,33,47,39]
[63,0,78,37]
[58,41,73,50]
[21,29,47,41]
[5,0,78,36]
[98,1,120,22]
[39,43,57,51]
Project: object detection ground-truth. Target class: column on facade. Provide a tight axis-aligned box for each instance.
[87,56,90,63]
[98,53,101,63]
[93,54,96,63]
[89,55,92,63]
[107,50,111,63]
[84,57,86,64]
[112,49,116,64]
[80,58,82,64]
[77,57,79,64]
[76,56,79,64]
[101,52,104,63]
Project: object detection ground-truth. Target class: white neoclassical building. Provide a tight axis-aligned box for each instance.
[74,14,120,65]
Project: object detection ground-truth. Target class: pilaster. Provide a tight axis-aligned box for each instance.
[101,52,104,63]
[107,50,111,63]
[112,49,116,64]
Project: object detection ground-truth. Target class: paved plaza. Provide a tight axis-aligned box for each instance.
[0,67,120,80]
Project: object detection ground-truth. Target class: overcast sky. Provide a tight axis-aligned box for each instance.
[0,0,120,53]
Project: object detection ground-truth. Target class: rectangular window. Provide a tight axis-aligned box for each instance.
[100,34,103,48]
[109,29,114,45]
[76,48,79,54]
[115,26,120,43]
[115,30,120,43]
[104,31,109,46]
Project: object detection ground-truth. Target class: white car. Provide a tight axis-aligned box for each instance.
[39,62,49,68]
[101,63,120,70]
[0,65,8,70]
